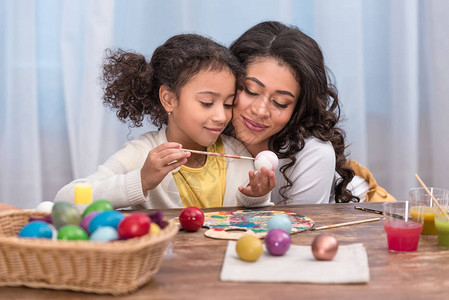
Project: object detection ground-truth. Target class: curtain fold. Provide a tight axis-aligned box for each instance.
[1,0,448,208]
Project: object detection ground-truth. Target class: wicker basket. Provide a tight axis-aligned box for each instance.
[0,209,178,295]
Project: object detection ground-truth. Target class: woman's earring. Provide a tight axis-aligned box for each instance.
[167,112,172,116]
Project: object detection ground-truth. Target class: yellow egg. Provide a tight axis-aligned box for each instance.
[236,235,263,262]
[149,222,161,236]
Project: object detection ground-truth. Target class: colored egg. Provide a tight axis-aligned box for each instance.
[89,210,124,233]
[254,150,279,172]
[267,214,292,233]
[82,199,114,217]
[118,213,151,239]
[179,206,204,232]
[51,202,82,229]
[236,235,263,262]
[90,226,118,242]
[18,221,53,239]
[312,234,339,261]
[79,211,100,231]
[57,225,89,241]
[149,222,161,235]
[265,228,291,256]
[148,211,164,229]
[35,201,54,213]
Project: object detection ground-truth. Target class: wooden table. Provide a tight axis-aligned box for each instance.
[1,203,448,299]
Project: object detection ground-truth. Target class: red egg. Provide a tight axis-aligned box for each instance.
[311,234,339,261]
[179,206,204,232]
[117,213,151,239]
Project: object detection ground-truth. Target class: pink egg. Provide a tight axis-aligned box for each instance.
[254,150,279,171]
[265,228,291,256]
[80,211,100,232]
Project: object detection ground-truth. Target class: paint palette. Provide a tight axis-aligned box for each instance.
[171,210,314,240]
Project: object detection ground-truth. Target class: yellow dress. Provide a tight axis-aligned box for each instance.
[172,138,226,208]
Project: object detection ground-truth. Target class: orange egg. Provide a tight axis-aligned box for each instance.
[311,234,339,261]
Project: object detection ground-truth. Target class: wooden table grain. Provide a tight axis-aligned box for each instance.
[1,203,448,300]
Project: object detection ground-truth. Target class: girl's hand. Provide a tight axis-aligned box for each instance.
[140,143,191,192]
[238,167,276,197]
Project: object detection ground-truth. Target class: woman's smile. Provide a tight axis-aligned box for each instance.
[242,116,268,132]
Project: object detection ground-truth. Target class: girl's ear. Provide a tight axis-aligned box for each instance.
[159,85,177,113]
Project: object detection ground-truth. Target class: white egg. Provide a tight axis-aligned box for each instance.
[35,201,55,213]
[254,150,279,171]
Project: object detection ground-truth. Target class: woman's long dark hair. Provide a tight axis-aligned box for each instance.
[102,34,242,128]
[229,21,357,203]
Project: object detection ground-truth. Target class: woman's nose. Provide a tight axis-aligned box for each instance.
[250,95,270,118]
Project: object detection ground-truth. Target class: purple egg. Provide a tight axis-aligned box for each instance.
[80,211,100,232]
[265,228,291,256]
[29,214,53,224]
[148,211,164,229]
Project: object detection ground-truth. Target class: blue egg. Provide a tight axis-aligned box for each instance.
[18,221,53,239]
[267,214,292,233]
[90,226,119,242]
[88,210,124,233]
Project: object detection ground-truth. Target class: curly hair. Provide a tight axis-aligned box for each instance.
[229,21,357,203]
[102,34,243,129]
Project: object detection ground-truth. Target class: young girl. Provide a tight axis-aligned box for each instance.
[54,34,275,209]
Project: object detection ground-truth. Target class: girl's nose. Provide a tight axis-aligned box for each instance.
[211,106,230,124]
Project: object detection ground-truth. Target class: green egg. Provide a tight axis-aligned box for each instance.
[51,202,82,230]
[57,225,89,241]
[82,199,114,217]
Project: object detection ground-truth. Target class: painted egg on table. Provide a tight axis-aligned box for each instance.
[18,221,53,239]
[267,214,292,233]
[51,202,82,230]
[57,225,89,241]
[236,235,263,262]
[179,206,204,232]
[311,234,339,261]
[117,213,151,239]
[79,211,100,232]
[90,226,118,242]
[89,210,124,233]
[35,201,54,213]
[265,228,291,256]
[254,150,279,172]
[82,199,114,217]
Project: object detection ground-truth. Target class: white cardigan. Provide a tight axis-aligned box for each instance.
[54,129,272,209]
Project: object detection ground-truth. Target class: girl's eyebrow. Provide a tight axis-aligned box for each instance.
[197,91,236,99]
[197,91,220,96]
[246,77,295,98]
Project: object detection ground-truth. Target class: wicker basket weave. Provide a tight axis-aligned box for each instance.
[0,209,179,295]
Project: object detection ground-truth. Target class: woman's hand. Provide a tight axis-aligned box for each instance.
[238,167,276,197]
[140,143,191,192]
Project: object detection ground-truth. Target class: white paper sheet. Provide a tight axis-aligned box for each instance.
[220,241,370,284]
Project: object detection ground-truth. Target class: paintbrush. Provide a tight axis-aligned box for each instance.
[354,206,405,219]
[310,217,381,231]
[182,148,254,160]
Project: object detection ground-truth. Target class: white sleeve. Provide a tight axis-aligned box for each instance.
[221,135,273,207]
[236,191,273,208]
[272,138,335,205]
[53,136,151,209]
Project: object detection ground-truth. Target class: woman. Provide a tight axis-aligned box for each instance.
[226,21,374,204]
